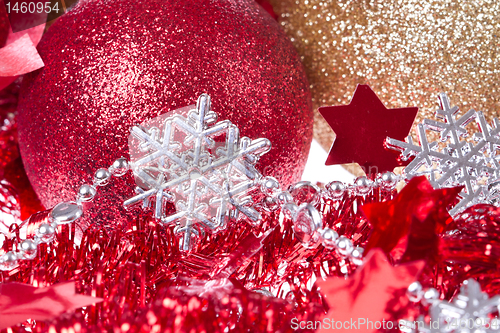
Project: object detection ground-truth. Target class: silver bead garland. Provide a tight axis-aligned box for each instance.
[0,157,129,271]
[281,172,400,266]
[0,150,399,270]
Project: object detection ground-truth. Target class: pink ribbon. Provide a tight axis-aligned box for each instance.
[0,10,46,90]
[0,281,103,329]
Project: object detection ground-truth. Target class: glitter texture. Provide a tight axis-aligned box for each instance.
[269,0,500,153]
[16,0,313,230]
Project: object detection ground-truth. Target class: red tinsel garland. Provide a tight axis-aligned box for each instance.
[421,204,500,298]
[0,181,396,332]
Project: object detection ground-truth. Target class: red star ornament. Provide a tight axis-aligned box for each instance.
[316,249,424,333]
[319,84,418,174]
[0,281,102,330]
[361,176,462,262]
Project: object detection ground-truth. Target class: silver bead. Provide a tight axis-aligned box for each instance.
[350,246,364,265]
[36,223,56,243]
[282,202,299,219]
[32,236,42,245]
[353,176,373,195]
[422,288,440,306]
[261,196,280,212]
[320,228,339,250]
[325,181,345,200]
[407,282,423,303]
[19,239,37,260]
[94,168,111,186]
[111,157,129,177]
[288,181,320,205]
[77,184,97,202]
[51,201,83,224]
[285,290,296,302]
[292,203,322,246]
[0,251,18,271]
[259,176,280,196]
[276,191,293,205]
[378,171,398,190]
[335,236,354,256]
[253,288,274,297]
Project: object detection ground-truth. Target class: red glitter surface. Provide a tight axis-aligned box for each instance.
[16,0,313,231]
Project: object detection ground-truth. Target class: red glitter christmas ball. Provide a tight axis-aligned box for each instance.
[16,0,313,229]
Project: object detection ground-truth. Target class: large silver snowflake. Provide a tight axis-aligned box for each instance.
[387,93,500,215]
[400,279,500,333]
[124,94,271,251]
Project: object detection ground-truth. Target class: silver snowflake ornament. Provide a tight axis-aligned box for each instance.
[124,94,271,251]
[387,93,500,215]
[401,279,500,333]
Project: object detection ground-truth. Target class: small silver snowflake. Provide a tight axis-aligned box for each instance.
[124,94,271,251]
[387,93,500,215]
[400,279,500,333]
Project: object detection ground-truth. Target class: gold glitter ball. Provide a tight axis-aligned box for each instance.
[270,0,500,157]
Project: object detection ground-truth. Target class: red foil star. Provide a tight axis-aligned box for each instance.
[319,84,418,175]
[316,249,424,333]
[361,176,462,262]
[0,281,102,329]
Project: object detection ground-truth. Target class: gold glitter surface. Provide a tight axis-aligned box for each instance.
[270,0,500,154]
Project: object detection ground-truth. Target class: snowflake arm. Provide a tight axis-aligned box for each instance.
[387,92,500,215]
[402,279,500,333]
[125,94,271,251]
